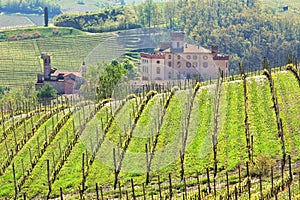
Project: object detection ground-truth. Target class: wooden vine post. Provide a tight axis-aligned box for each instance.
[113,148,118,189]
[47,159,51,195]
[12,163,17,198]
[131,178,136,200]
[158,175,162,199]
[246,161,251,199]
[169,173,173,199]
[206,167,211,193]
[81,153,85,192]
[96,183,99,200]
[145,143,150,184]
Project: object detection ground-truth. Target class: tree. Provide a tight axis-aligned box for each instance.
[96,60,127,100]
[44,7,48,27]
[0,86,9,99]
[37,83,57,103]
[122,59,139,79]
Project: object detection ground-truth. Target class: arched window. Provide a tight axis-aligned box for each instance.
[168,55,172,59]
[168,72,172,79]
[186,62,191,68]
[168,61,172,67]
[156,67,160,74]
[177,61,181,68]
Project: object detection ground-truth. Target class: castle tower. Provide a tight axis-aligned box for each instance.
[80,61,87,76]
[42,53,51,80]
[170,32,184,53]
[212,45,219,55]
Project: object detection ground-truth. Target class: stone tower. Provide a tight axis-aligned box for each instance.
[171,32,184,53]
[42,53,51,80]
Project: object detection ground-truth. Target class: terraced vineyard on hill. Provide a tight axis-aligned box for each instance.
[0,28,159,89]
[0,67,299,199]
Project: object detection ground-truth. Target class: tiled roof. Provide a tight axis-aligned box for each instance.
[183,43,211,53]
[52,70,83,78]
[162,43,211,54]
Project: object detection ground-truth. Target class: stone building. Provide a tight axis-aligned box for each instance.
[35,53,86,94]
[140,32,229,81]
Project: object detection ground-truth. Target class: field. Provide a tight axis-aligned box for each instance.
[0,67,299,199]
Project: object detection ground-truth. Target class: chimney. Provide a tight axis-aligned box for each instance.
[212,45,218,54]
[171,32,184,41]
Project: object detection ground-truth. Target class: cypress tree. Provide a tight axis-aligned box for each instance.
[44,7,48,27]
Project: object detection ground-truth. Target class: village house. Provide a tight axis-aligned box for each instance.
[140,32,229,81]
[35,53,86,94]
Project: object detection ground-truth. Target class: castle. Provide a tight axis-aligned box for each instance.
[35,53,86,94]
[140,32,229,81]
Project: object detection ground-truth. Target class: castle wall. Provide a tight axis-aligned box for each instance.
[47,81,65,94]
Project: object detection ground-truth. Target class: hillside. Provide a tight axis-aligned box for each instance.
[0,67,299,199]
[0,27,160,89]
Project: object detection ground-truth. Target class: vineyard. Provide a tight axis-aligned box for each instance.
[0,28,161,89]
[0,66,299,199]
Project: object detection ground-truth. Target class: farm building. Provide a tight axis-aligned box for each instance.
[140,32,229,81]
[35,53,86,94]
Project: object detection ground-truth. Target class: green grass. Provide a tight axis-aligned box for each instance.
[50,105,110,197]
[0,113,43,165]
[119,94,164,183]
[150,90,192,179]
[217,81,247,171]
[20,106,91,198]
[273,71,300,160]
[0,111,65,198]
[247,76,281,161]
[184,86,215,175]
[85,99,139,189]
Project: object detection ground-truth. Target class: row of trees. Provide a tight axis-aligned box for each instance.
[0,0,61,15]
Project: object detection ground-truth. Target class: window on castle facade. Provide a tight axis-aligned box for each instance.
[186,62,191,68]
[156,67,160,74]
